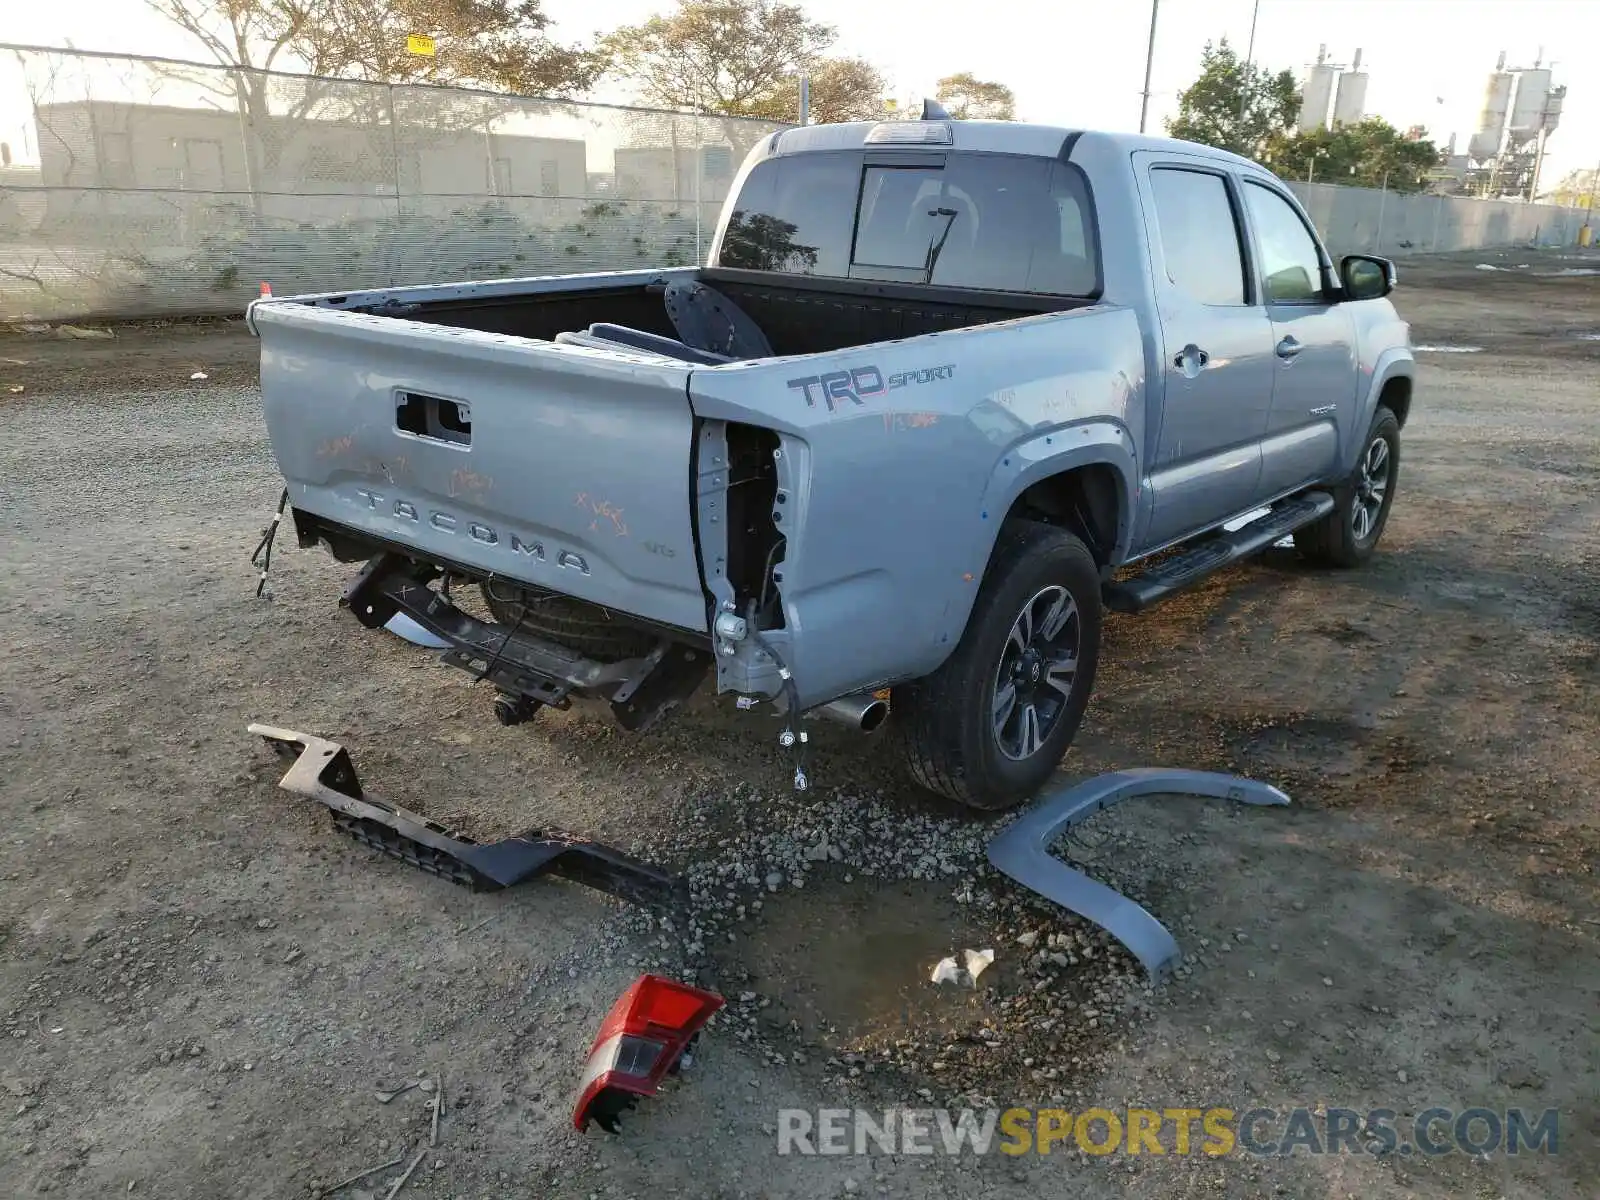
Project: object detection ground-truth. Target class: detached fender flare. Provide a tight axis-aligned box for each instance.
[933,421,1138,647]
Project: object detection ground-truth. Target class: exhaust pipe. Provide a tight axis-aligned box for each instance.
[815,692,889,733]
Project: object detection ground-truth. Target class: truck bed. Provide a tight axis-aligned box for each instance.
[251,263,1129,706]
[286,266,1089,356]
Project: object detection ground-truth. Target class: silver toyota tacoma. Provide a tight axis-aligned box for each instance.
[249,107,1415,811]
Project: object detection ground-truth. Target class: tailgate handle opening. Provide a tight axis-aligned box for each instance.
[397,391,472,446]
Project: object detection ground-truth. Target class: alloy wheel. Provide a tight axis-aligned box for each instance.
[992,585,1082,761]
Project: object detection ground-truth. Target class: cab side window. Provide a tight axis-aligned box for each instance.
[1147,167,1248,306]
[1244,182,1325,303]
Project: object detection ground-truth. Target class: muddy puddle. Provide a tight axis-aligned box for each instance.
[718,875,1004,1048]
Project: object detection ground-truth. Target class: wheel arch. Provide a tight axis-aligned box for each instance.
[1357,349,1415,449]
[1378,373,1413,429]
[927,426,1136,656]
[980,424,1140,569]
[1003,462,1127,568]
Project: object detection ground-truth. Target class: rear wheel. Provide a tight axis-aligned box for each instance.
[1295,406,1400,567]
[480,582,657,661]
[893,521,1102,811]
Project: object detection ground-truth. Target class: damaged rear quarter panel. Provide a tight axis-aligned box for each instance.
[687,305,1146,706]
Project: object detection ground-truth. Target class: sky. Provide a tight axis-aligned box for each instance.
[3,0,1598,188]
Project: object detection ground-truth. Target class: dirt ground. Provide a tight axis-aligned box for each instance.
[1,247,1596,1200]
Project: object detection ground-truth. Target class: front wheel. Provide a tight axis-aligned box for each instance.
[893,521,1103,811]
[1294,405,1401,567]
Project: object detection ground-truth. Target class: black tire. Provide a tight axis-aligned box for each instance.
[893,521,1102,811]
[480,582,657,661]
[1295,406,1401,568]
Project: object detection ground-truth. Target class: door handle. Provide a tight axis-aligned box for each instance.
[1173,344,1210,371]
[1276,336,1303,360]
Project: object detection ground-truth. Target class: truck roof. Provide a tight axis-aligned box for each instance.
[767,119,1263,172]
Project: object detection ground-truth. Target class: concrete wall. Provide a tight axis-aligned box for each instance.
[1287,181,1586,258]
[1,93,783,322]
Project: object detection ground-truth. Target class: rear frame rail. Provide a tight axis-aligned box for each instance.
[341,552,711,731]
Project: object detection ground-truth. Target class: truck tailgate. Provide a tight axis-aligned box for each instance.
[254,303,708,633]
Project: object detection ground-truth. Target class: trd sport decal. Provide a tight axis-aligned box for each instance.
[787,363,956,412]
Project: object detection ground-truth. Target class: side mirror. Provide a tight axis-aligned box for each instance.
[1340,254,1396,301]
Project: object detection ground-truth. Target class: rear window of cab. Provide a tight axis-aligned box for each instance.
[716,150,1100,297]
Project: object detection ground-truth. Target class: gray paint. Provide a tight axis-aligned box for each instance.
[256,282,712,634]
[986,768,1292,981]
[253,123,1414,711]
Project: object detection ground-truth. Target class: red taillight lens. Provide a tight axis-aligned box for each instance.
[573,974,724,1133]
[613,974,721,1035]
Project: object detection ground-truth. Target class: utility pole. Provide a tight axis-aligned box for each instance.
[1139,0,1160,134]
[1375,167,1390,252]
[1585,154,1600,240]
[1238,0,1261,122]
[798,73,811,126]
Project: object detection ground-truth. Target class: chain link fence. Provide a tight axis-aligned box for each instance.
[1,45,1591,323]
[1289,180,1585,258]
[0,45,788,321]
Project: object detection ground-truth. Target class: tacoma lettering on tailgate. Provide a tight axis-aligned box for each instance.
[352,488,590,574]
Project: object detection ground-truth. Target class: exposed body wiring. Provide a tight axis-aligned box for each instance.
[747,604,809,791]
[477,574,530,686]
[250,487,289,598]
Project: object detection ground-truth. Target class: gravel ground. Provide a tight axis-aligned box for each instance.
[1,247,1597,1199]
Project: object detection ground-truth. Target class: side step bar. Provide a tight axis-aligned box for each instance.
[1104,491,1334,614]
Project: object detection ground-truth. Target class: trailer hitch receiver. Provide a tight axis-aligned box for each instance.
[248,723,683,909]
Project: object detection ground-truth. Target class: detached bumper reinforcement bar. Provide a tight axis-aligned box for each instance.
[248,723,684,909]
[987,769,1290,982]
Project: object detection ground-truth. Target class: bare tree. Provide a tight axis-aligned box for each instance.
[144,0,605,94]
[141,0,607,201]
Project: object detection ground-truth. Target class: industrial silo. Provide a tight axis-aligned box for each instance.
[1507,68,1551,138]
[1331,49,1367,127]
[1467,67,1514,160]
[1297,46,1337,133]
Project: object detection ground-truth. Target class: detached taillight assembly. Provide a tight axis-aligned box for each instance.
[572,974,725,1134]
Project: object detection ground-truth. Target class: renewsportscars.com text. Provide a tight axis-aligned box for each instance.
[776,1106,1560,1158]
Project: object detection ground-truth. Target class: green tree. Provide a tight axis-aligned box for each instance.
[1166,38,1298,156]
[935,72,1016,120]
[1266,119,1440,192]
[604,0,886,124]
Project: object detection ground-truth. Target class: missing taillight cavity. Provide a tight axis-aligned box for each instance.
[725,423,784,628]
[396,392,472,446]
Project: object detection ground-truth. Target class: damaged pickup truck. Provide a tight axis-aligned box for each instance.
[250,106,1414,811]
